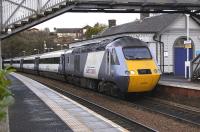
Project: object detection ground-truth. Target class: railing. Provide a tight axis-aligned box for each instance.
[191,54,200,81]
[2,0,200,30]
[2,0,70,29]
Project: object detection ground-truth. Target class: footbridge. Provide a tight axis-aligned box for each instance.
[1,0,200,40]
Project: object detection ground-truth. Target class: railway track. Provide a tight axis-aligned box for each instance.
[20,73,200,131]
[129,97,200,127]
[37,79,157,132]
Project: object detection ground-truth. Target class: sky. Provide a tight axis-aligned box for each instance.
[34,13,140,31]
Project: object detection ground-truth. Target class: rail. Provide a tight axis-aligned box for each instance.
[132,97,200,127]
[191,54,200,81]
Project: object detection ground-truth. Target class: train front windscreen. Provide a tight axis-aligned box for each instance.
[123,47,152,60]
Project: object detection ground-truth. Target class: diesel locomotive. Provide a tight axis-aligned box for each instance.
[4,36,161,96]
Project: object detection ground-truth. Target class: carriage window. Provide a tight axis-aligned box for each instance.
[40,57,60,64]
[4,61,10,63]
[123,47,152,60]
[13,60,20,64]
[74,55,80,72]
[66,57,70,63]
[24,60,34,64]
[111,49,119,65]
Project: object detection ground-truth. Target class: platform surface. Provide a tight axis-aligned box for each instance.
[9,73,127,132]
[8,75,72,132]
[159,75,200,90]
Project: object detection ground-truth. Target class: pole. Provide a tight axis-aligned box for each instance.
[186,14,189,61]
[0,0,3,69]
[185,14,190,79]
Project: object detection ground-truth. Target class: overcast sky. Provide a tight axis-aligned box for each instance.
[34,13,140,31]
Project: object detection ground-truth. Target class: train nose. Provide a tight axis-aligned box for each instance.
[128,74,160,92]
[125,60,161,93]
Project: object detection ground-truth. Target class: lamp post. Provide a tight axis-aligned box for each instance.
[34,49,39,54]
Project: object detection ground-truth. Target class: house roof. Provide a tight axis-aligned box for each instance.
[101,13,182,37]
[56,28,83,33]
[55,25,91,33]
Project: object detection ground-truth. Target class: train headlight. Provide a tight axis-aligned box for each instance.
[154,69,161,74]
[130,70,135,74]
[125,70,135,75]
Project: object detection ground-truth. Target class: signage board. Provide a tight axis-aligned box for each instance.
[184,40,192,48]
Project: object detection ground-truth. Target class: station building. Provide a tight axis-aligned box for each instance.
[69,14,200,77]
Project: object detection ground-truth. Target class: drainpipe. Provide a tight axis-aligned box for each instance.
[0,0,2,69]
[153,34,164,73]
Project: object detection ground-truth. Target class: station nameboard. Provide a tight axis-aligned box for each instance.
[184,40,192,49]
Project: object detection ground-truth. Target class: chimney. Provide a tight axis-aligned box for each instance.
[140,13,150,20]
[108,19,116,28]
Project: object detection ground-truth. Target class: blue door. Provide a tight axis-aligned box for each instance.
[174,48,193,76]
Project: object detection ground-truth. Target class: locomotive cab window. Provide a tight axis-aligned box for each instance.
[123,47,152,60]
[111,49,120,65]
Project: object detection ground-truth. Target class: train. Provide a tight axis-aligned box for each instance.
[3,36,161,96]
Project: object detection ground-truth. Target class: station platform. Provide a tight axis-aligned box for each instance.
[156,75,200,108]
[8,73,127,132]
[159,75,200,90]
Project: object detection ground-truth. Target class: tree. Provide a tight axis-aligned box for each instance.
[2,30,57,58]
[85,23,107,39]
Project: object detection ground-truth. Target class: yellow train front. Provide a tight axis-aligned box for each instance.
[104,36,161,94]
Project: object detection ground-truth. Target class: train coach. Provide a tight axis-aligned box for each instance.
[3,36,161,96]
